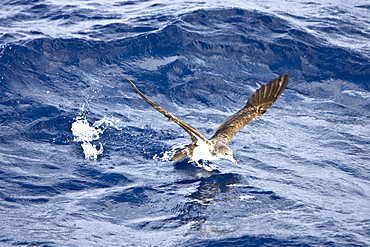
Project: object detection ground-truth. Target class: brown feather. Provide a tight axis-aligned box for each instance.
[127,79,208,145]
[210,74,289,144]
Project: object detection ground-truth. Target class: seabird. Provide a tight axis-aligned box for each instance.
[127,74,288,170]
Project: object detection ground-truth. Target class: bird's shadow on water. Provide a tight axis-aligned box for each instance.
[174,159,242,202]
[173,159,222,178]
[146,159,299,233]
[113,159,298,233]
[129,159,244,232]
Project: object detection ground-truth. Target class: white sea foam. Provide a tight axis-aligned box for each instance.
[152,143,186,162]
[71,117,103,143]
[80,141,103,160]
[71,116,103,160]
[342,90,370,99]
[71,116,121,160]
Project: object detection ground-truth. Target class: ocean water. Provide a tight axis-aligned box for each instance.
[1,0,370,246]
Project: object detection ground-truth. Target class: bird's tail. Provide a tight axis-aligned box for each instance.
[172,146,190,161]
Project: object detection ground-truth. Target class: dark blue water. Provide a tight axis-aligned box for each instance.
[1,0,370,246]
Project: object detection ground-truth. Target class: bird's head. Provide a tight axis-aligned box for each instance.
[215,144,237,165]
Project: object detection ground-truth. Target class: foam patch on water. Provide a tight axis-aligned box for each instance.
[80,141,103,160]
[152,143,186,162]
[152,150,173,162]
[71,116,103,160]
[71,116,121,160]
[342,90,370,99]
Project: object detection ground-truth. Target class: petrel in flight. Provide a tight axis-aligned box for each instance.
[127,74,288,170]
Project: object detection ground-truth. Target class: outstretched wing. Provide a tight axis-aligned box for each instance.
[210,74,289,144]
[127,79,208,144]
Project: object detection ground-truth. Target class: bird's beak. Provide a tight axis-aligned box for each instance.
[231,157,238,165]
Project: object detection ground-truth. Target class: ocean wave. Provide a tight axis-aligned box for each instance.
[1,2,369,246]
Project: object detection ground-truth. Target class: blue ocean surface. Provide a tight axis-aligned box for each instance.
[1,0,370,246]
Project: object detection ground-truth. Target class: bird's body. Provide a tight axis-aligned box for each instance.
[191,140,217,162]
[127,74,288,170]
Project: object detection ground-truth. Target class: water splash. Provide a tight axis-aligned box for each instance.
[71,116,122,160]
[71,116,104,160]
[152,143,185,162]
